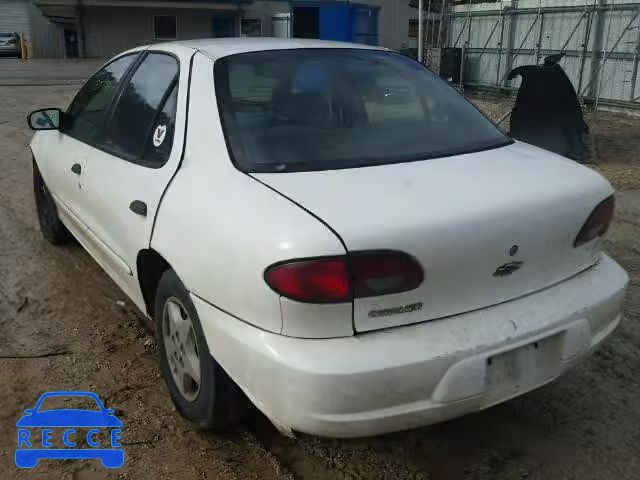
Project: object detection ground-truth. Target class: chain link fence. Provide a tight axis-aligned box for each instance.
[436,0,640,109]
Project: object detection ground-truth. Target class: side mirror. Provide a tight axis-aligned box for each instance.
[27,108,62,131]
[105,409,115,415]
[23,409,34,415]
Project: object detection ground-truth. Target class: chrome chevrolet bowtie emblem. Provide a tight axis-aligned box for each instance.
[493,261,524,277]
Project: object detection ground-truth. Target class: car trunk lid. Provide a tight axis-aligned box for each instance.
[253,142,613,333]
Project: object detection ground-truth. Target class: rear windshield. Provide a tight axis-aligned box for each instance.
[214,49,510,173]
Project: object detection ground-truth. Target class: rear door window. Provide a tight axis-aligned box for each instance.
[140,83,178,166]
[104,53,179,166]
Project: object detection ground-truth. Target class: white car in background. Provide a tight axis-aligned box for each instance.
[0,32,21,57]
[27,38,628,438]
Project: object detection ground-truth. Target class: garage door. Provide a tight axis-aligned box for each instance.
[0,0,30,37]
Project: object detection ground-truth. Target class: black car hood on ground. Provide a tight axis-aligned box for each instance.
[508,53,590,162]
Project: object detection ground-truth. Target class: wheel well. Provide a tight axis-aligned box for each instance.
[137,249,172,318]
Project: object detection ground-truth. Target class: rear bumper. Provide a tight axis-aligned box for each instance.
[194,254,628,438]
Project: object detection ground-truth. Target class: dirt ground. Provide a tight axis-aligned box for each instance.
[1,86,639,480]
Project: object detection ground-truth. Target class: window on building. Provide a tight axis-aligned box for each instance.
[104,53,179,166]
[63,54,138,144]
[409,19,418,38]
[241,19,262,37]
[154,15,177,40]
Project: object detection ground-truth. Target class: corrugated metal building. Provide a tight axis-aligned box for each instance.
[0,0,421,58]
[0,0,31,36]
[377,0,415,51]
[0,0,71,57]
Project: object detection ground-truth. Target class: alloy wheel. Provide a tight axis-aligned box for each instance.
[162,297,201,402]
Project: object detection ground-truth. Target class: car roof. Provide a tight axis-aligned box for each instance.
[151,37,386,59]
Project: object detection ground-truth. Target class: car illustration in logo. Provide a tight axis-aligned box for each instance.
[15,391,123,468]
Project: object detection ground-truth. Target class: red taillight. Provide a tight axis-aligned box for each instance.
[264,251,424,303]
[574,196,615,247]
[264,258,350,303]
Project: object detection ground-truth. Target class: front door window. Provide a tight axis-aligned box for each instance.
[63,54,138,144]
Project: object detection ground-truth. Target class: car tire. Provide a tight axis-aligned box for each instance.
[33,160,71,245]
[154,269,246,429]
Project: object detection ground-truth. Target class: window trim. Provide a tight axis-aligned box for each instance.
[62,51,142,147]
[99,50,181,169]
[153,15,178,41]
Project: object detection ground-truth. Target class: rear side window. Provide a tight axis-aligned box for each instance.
[141,83,178,165]
[105,53,179,166]
[215,49,509,173]
[64,54,137,144]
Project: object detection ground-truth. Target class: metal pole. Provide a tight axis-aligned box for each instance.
[447,3,639,18]
[426,0,432,49]
[466,0,473,48]
[629,8,640,101]
[461,0,473,90]
[460,43,466,91]
[577,0,597,100]
[595,0,616,111]
[418,0,424,63]
[498,3,539,86]
[76,0,86,58]
[496,1,506,86]
[437,0,446,48]
[535,0,545,63]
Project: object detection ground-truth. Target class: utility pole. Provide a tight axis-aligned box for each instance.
[437,0,446,48]
[418,0,424,63]
[77,0,86,58]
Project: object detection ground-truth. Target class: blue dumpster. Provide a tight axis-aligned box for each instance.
[292,1,379,46]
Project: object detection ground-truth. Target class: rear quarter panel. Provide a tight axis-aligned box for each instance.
[150,52,346,334]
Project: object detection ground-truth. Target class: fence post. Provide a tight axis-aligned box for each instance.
[502,7,518,88]
[535,8,545,63]
[577,5,594,102]
[418,0,424,63]
[629,8,640,101]
[495,2,507,86]
[595,0,616,111]
[588,0,607,102]
[437,0,446,48]
[426,0,432,47]
[463,4,472,87]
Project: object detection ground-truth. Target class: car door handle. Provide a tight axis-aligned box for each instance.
[71,163,81,175]
[129,200,147,217]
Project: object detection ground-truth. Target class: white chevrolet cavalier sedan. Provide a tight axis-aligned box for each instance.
[28,38,628,438]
